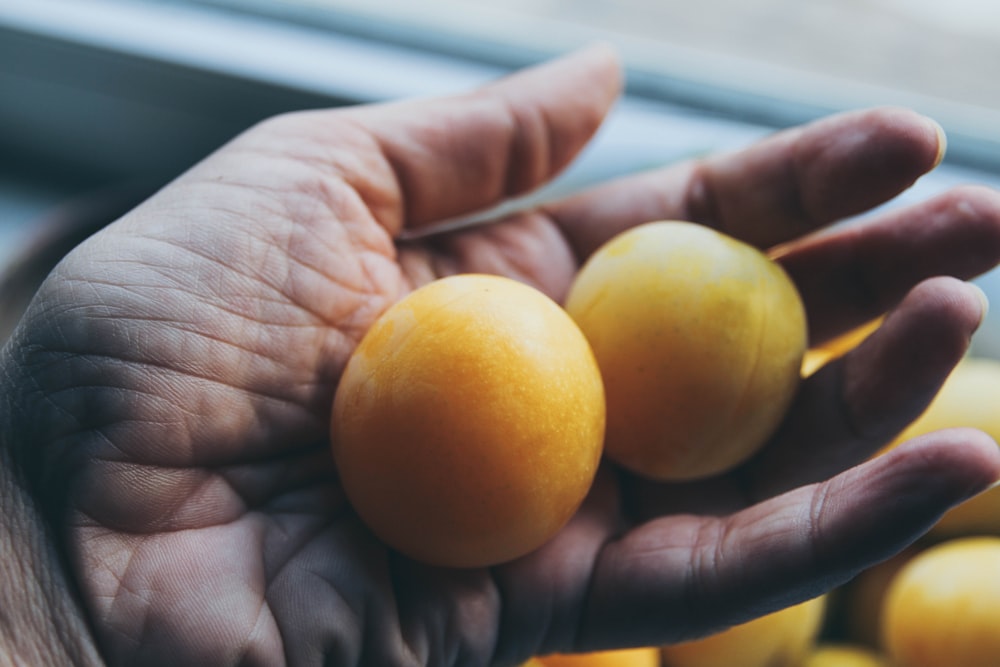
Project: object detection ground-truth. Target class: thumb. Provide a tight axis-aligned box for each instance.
[342,43,623,233]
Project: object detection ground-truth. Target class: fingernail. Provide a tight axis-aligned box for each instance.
[970,283,990,327]
[929,118,948,169]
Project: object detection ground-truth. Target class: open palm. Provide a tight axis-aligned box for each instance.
[5,47,1000,666]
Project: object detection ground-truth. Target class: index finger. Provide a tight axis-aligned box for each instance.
[546,107,945,260]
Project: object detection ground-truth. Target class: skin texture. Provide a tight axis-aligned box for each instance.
[2,46,1000,666]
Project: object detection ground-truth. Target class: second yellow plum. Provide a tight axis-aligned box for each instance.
[565,220,807,481]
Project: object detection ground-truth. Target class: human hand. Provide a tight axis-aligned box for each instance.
[3,45,1000,666]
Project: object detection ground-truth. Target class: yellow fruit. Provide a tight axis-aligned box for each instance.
[801,317,882,377]
[565,220,807,481]
[799,643,890,667]
[801,349,831,379]
[535,647,661,667]
[332,274,605,568]
[882,536,1000,667]
[660,595,826,667]
[888,357,1000,536]
[840,546,920,648]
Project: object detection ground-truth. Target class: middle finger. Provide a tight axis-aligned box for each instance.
[742,275,987,500]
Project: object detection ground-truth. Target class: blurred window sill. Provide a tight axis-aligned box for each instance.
[2,0,1000,351]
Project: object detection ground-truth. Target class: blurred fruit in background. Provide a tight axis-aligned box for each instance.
[881,536,1000,667]
[884,357,1000,537]
[838,546,920,649]
[660,595,826,667]
[529,646,661,667]
[798,643,892,667]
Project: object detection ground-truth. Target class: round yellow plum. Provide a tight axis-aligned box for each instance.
[882,536,1000,667]
[661,595,827,667]
[565,220,807,481]
[332,274,605,568]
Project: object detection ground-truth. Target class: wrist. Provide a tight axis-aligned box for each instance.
[0,413,103,665]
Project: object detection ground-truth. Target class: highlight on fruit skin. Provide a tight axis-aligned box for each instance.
[565,220,807,482]
[881,536,1000,667]
[331,274,606,568]
[660,595,827,667]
